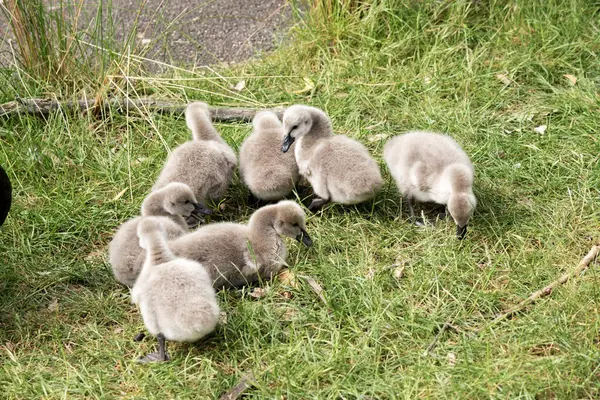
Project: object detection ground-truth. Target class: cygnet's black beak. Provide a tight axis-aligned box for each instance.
[456,225,467,240]
[193,202,213,216]
[296,228,312,247]
[282,134,295,153]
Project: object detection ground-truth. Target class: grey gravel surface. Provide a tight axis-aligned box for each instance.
[0,0,295,69]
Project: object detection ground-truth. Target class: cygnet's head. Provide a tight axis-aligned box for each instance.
[162,182,212,217]
[273,200,312,246]
[252,111,282,134]
[281,105,314,153]
[137,217,166,250]
[185,102,210,127]
[447,193,476,240]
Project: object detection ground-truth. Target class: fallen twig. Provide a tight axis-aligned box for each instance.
[488,243,599,327]
[423,322,455,356]
[298,275,329,307]
[0,97,284,122]
[219,372,255,400]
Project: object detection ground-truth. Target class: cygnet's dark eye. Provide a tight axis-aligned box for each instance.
[293,222,299,227]
[185,200,190,204]
[291,124,299,131]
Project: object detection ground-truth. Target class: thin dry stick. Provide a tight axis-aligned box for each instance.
[219,372,255,400]
[0,97,284,122]
[489,244,599,327]
[423,322,454,357]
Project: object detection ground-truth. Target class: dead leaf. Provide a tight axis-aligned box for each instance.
[530,343,560,357]
[393,265,405,280]
[447,352,456,367]
[48,298,59,312]
[85,247,105,262]
[280,307,297,321]
[278,269,298,288]
[365,121,384,130]
[366,268,376,280]
[563,74,577,86]
[219,311,228,325]
[64,341,75,354]
[249,287,268,299]
[495,73,512,85]
[533,125,547,135]
[113,326,124,334]
[232,80,246,92]
[111,188,128,202]
[291,77,315,94]
[299,275,328,306]
[367,133,389,143]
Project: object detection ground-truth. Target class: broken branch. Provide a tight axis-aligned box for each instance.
[219,372,255,400]
[489,244,599,326]
[0,97,284,122]
[423,322,455,356]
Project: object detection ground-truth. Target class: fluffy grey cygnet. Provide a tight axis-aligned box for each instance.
[281,105,383,211]
[384,130,476,239]
[132,217,219,363]
[153,101,237,207]
[169,200,312,289]
[109,182,206,287]
[239,111,300,201]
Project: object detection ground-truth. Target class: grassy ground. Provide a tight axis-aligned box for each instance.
[1,0,600,398]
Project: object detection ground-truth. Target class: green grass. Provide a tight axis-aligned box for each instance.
[1,0,600,398]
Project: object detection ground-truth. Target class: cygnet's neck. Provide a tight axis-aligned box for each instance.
[298,108,334,152]
[444,163,473,194]
[144,230,174,266]
[141,191,186,227]
[189,111,224,144]
[247,205,280,252]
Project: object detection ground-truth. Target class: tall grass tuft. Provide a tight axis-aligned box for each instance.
[303,0,371,39]
[0,0,144,98]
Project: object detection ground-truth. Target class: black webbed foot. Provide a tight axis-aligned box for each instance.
[137,333,170,363]
[308,197,329,212]
[137,351,170,363]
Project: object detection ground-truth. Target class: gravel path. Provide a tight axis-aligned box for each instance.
[0,0,295,69]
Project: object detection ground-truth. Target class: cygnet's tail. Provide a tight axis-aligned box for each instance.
[344,162,383,202]
[252,111,282,131]
[446,163,473,193]
[185,102,221,142]
[138,217,174,266]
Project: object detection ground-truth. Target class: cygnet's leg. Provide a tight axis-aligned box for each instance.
[157,333,169,361]
[407,197,425,226]
[435,204,448,220]
[133,332,146,342]
[247,192,260,207]
[138,333,170,363]
[456,225,467,240]
[308,197,329,212]
[247,193,270,208]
